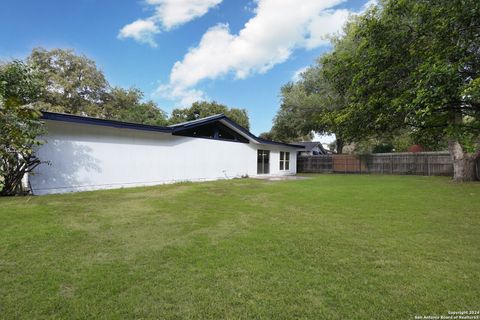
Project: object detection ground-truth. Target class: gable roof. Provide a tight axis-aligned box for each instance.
[295,141,328,154]
[168,114,225,128]
[170,114,305,148]
[41,111,305,149]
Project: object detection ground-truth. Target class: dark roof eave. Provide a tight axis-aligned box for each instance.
[168,114,225,129]
[219,118,305,149]
[256,137,306,149]
[40,111,305,149]
[41,111,173,133]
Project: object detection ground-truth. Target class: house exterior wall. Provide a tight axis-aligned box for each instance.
[30,120,297,195]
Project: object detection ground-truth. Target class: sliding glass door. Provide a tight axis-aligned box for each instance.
[257,150,270,174]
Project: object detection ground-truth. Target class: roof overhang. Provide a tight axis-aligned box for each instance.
[41,111,173,133]
[40,111,305,149]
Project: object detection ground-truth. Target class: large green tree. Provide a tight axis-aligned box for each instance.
[272,0,479,179]
[169,101,250,130]
[103,87,168,125]
[323,0,480,180]
[266,66,344,151]
[0,61,44,195]
[28,48,109,116]
[27,48,168,125]
[263,83,315,143]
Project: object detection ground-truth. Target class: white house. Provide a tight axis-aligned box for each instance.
[29,112,304,195]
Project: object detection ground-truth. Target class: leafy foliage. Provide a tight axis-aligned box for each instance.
[372,143,395,154]
[0,61,45,195]
[269,0,479,178]
[265,68,344,148]
[28,48,109,116]
[268,82,316,143]
[26,48,250,129]
[169,101,250,130]
[327,0,479,179]
[322,0,480,146]
[27,48,169,125]
[103,87,168,125]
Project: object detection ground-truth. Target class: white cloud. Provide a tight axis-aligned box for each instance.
[292,66,309,82]
[303,9,350,49]
[158,0,353,105]
[119,0,222,46]
[361,0,378,11]
[147,0,222,30]
[155,84,207,106]
[118,19,160,47]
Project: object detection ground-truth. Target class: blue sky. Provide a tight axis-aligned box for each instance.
[0,0,372,137]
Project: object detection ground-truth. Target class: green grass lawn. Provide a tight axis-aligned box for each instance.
[0,175,479,319]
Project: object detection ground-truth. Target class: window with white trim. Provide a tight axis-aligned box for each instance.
[279,151,290,170]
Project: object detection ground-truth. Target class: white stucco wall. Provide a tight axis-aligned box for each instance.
[30,120,297,195]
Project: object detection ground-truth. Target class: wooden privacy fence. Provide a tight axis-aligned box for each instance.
[296,155,333,173]
[297,152,455,176]
[363,152,453,176]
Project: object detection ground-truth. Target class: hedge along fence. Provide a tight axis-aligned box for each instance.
[297,152,456,176]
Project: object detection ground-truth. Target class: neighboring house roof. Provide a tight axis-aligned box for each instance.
[295,141,328,154]
[41,111,305,149]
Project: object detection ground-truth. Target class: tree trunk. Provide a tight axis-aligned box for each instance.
[336,138,344,154]
[448,139,477,181]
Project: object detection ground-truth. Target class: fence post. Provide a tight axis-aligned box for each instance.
[390,155,393,174]
[427,156,430,176]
